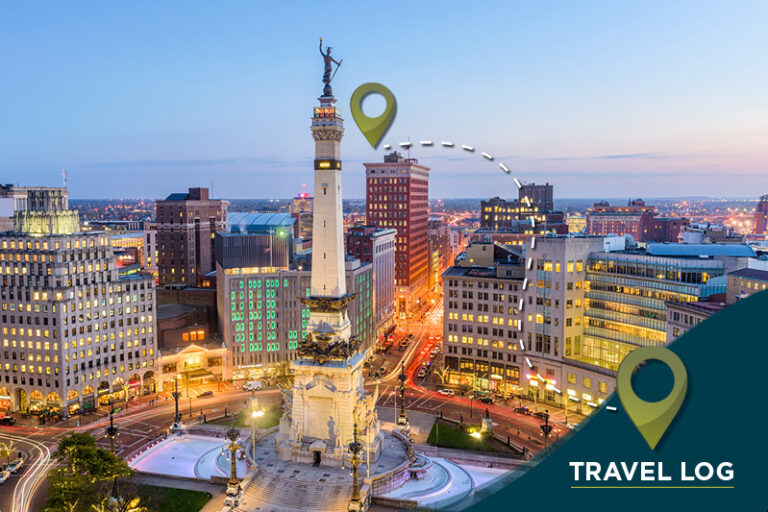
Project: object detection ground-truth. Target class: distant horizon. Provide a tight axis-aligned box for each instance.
[2,3,766,197]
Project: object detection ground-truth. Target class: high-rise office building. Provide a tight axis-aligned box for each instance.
[346,225,396,337]
[290,192,313,239]
[0,190,157,417]
[519,182,554,212]
[442,243,525,394]
[156,187,227,287]
[478,195,568,243]
[753,195,768,235]
[0,185,79,235]
[365,152,430,318]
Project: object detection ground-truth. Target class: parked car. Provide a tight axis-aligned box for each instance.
[436,389,455,397]
[379,367,387,375]
[417,370,426,379]
[532,411,550,421]
[242,381,263,392]
[0,416,16,426]
[0,470,10,484]
[7,459,23,473]
[478,397,494,404]
[514,406,531,415]
[198,390,213,398]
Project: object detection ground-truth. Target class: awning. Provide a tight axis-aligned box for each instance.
[186,369,213,381]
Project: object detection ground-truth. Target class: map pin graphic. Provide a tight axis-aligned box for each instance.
[616,346,688,450]
[350,83,397,149]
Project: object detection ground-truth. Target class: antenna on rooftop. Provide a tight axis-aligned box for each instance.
[62,168,68,188]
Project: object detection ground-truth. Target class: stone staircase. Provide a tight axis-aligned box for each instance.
[234,468,352,512]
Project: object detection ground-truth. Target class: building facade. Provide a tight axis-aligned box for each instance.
[726,267,768,304]
[753,195,768,235]
[586,199,688,242]
[519,182,554,213]
[443,243,525,395]
[156,187,227,287]
[346,225,396,337]
[216,258,374,381]
[665,301,725,344]
[0,205,157,417]
[365,152,430,318]
[290,192,313,240]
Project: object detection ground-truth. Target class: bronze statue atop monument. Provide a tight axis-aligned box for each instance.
[319,37,342,97]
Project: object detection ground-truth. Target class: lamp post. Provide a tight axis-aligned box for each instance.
[539,409,553,454]
[105,411,119,454]
[397,362,407,427]
[226,426,241,489]
[172,376,182,432]
[347,423,363,512]
[105,411,120,498]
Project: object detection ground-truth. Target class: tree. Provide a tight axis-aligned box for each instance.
[433,364,451,385]
[44,433,134,512]
[0,440,15,466]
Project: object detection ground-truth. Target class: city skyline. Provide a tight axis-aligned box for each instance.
[1,2,767,199]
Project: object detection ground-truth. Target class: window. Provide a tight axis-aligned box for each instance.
[583,377,592,389]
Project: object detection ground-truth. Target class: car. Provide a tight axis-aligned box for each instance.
[478,397,494,404]
[198,390,213,398]
[532,411,550,421]
[242,381,263,392]
[436,389,455,397]
[0,416,16,426]
[0,470,10,484]
[378,367,387,374]
[514,406,531,415]
[417,370,426,378]
[7,459,23,473]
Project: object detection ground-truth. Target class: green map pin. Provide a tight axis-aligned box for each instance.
[350,83,397,148]
[616,346,688,450]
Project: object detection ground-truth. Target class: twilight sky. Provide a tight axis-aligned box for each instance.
[0,1,766,199]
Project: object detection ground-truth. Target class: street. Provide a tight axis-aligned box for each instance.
[0,302,586,511]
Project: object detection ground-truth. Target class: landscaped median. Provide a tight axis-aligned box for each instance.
[138,485,212,512]
[426,421,500,452]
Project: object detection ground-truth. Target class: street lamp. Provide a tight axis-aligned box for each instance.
[224,425,242,506]
[251,409,264,460]
[347,423,364,512]
[105,411,119,454]
[397,362,408,427]
[539,409,553,453]
[171,375,182,432]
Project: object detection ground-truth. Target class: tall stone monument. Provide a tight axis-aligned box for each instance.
[275,40,382,467]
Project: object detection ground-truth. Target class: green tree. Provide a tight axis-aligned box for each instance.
[44,433,133,512]
[0,440,15,466]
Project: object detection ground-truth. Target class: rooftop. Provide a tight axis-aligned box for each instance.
[646,243,756,258]
[728,267,768,281]
[157,302,205,320]
[228,212,295,233]
[665,300,726,316]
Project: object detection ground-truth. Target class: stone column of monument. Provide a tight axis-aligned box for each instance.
[275,43,382,468]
